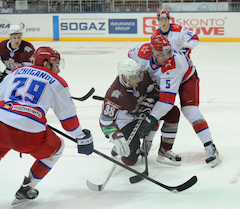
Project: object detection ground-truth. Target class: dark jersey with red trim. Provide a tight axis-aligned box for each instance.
[100,72,157,136]
[0,39,35,73]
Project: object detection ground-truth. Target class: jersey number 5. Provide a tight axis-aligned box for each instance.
[166,79,171,89]
[10,77,46,104]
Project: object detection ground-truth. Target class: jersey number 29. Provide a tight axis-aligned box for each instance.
[10,77,46,104]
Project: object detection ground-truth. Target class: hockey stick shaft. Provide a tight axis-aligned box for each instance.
[86,113,146,191]
[71,88,95,101]
[47,124,197,192]
[129,137,149,184]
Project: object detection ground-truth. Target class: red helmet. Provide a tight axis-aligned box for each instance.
[157,9,170,19]
[150,34,171,52]
[30,46,60,65]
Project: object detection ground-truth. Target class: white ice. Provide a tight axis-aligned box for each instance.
[0,41,240,209]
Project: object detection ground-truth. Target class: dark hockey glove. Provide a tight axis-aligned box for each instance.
[180,47,191,58]
[0,71,7,83]
[77,129,93,155]
[138,115,158,138]
[138,98,155,115]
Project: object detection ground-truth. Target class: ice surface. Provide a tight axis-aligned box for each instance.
[0,41,240,209]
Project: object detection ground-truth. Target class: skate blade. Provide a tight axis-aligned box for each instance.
[210,157,222,168]
[156,156,181,166]
[12,198,30,206]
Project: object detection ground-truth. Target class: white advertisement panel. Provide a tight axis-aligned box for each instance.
[0,14,52,39]
[0,12,239,41]
[142,12,240,39]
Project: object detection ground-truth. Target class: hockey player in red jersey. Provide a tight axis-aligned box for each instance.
[0,46,94,205]
[100,58,181,166]
[153,9,199,59]
[0,25,35,82]
[128,34,221,168]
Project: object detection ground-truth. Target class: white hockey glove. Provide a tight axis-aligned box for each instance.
[109,131,130,157]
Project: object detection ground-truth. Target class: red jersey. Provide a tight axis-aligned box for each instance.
[0,39,35,73]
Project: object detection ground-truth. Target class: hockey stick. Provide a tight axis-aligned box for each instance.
[47,124,197,193]
[92,95,104,101]
[86,160,118,191]
[71,87,95,101]
[86,113,146,191]
[129,137,149,184]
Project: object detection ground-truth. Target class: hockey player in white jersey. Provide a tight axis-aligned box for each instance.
[153,9,199,59]
[128,34,221,168]
[0,46,94,205]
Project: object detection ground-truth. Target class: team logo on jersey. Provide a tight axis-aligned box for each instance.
[12,105,42,118]
[24,46,33,53]
[140,45,150,54]
[111,90,122,98]
[133,90,140,97]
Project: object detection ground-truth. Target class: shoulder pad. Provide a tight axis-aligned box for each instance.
[170,24,182,32]
[138,43,152,60]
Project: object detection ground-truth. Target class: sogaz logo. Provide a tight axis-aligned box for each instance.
[0,19,11,34]
[60,20,106,34]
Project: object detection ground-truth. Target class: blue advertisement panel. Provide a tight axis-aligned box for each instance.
[109,19,137,34]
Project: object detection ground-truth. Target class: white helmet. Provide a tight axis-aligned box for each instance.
[9,25,23,36]
[118,58,144,87]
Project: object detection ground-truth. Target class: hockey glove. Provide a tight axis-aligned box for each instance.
[180,47,191,59]
[138,115,158,138]
[109,131,130,157]
[0,71,7,83]
[138,98,155,115]
[77,129,93,155]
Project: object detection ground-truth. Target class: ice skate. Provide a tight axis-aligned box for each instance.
[12,176,39,206]
[204,142,221,168]
[156,147,181,166]
[111,146,118,157]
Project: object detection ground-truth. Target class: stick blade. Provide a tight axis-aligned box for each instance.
[129,170,148,184]
[130,175,144,184]
[92,95,104,101]
[172,175,198,192]
[86,180,104,192]
[72,88,95,101]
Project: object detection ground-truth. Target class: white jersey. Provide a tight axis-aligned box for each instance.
[0,65,85,138]
[153,24,199,50]
[128,41,195,120]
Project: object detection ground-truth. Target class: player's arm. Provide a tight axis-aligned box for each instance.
[100,99,131,157]
[52,87,93,155]
[128,42,143,60]
[180,27,199,57]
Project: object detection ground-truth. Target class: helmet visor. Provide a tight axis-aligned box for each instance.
[128,70,144,84]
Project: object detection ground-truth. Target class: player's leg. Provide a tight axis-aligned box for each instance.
[13,126,64,205]
[120,120,141,166]
[179,71,221,167]
[157,105,181,166]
